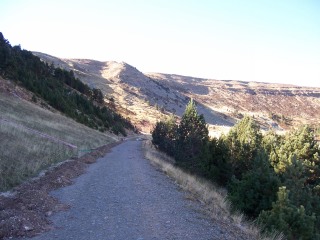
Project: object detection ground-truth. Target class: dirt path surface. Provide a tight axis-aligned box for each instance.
[13,139,228,240]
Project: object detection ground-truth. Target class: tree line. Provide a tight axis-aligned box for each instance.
[152,99,320,239]
[0,32,135,135]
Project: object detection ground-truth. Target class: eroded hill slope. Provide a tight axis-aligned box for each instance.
[33,52,320,135]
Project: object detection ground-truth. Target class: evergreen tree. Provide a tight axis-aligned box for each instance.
[228,150,280,217]
[152,115,178,156]
[258,187,316,240]
[271,125,320,177]
[225,115,262,179]
[262,130,283,161]
[282,156,320,238]
[175,99,209,165]
[200,137,232,185]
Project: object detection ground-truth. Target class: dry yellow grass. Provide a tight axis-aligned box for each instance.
[0,93,117,190]
[142,140,283,240]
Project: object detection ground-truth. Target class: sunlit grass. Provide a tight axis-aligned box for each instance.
[0,93,116,191]
[0,123,76,190]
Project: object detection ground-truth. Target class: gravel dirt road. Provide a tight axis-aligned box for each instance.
[27,139,228,240]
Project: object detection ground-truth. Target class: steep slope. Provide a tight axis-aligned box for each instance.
[33,53,234,134]
[33,52,320,135]
[0,76,117,190]
[0,33,135,136]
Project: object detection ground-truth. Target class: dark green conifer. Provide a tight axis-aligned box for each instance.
[175,99,209,165]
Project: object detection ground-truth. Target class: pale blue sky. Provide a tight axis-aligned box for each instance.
[1,0,319,87]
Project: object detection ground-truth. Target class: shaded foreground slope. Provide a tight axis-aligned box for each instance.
[0,143,118,239]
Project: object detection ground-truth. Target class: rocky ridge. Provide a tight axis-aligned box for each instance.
[33,52,320,135]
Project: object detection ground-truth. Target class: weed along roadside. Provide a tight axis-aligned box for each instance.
[17,139,236,240]
[151,99,320,239]
[142,140,282,240]
[0,141,121,239]
[1,135,279,240]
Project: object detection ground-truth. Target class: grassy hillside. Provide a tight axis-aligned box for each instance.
[0,32,135,136]
[0,32,138,190]
[0,92,116,191]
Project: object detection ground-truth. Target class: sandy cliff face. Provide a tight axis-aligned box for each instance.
[33,52,320,135]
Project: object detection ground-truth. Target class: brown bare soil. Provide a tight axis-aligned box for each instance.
[0,142,120,239]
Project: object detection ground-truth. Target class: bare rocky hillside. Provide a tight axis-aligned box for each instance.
[33,52,320,135]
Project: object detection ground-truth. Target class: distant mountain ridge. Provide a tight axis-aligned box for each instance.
[33,52,320,135]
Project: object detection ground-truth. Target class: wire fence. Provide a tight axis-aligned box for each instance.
[0,117,78,149]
